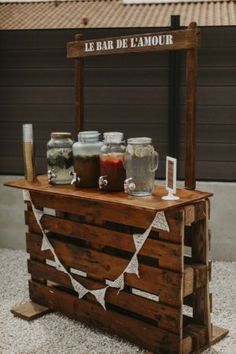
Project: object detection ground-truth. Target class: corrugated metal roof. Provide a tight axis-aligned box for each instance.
[0,0,235,30]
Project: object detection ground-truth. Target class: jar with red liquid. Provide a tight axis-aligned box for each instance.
[99,132,126,192]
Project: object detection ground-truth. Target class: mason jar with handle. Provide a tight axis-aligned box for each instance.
[72,131,103,187]
[124,137,159,196]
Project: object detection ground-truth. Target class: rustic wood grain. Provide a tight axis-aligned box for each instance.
[185,23,199,190]
[26,232,183,306]
[11,301,51,321]
[29,280,180,354]
[4,176,212,212]
[74,34,84,135]
[26,210,183,272]
[67,28,197,58]
[28,259,181,334]
[191,200,211,346]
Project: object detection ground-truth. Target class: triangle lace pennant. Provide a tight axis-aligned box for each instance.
[133,233,145,251]
[51,253,68,274]
[125,254,139,278]
[152,211,170,232]
[22,189,31,202]
[32,206,44,223]
[132,223,153,252]
[41,235,53,251]
[107,274,125,292]
[70,277,88,299]
[91,287,108,310]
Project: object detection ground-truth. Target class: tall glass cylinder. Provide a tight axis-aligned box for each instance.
[23,124,37,182]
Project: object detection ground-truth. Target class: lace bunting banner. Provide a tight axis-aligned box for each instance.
[90,287,108,310]
[125,254,140,278]
[152,211,170,232]
[41,234,53,252]
[32,206,44,223]
[70,277,88,299]
[25,190,170,311]
[107,274,125,292]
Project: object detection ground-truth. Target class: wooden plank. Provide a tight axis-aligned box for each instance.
[26,210,183,272]
[210,325,229,346]
[1,85,236,106]
[182,335,193,354]
[0,47,168,68]
[191,204,211,343]
[184,323,208,351]
[185,23,198,190]
[188,325,229,354]
[29,280,180,354]
[67,28,198,58]
[28,259,181,334]
[26,232,183,306]
[5,176,212,221]
[74,33,84,134]
[11,301,51,321]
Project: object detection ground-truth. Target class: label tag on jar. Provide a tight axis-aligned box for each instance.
[162,156,180,201]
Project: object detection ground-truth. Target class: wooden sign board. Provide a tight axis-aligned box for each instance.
[67,28,198,58]
[67,23,199,190]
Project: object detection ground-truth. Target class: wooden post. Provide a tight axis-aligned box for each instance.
[168,15,181,162]
[74,34,84,135]
[191,200,211,344]
[185,23,199,190]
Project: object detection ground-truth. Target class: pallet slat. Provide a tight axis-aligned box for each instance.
[29,191,185,242]
[29,280,180,354]
[25,210,183,272]
[6,176,226,353]
[26,232,182,306]
[28,259,182,334]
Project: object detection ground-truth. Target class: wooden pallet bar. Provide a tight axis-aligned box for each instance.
[5,175,229,353]
[4,21,228,354]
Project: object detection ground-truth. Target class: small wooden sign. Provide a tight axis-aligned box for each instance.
[162,156,180,201]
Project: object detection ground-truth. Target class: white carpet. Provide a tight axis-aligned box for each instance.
[0,249,235,354]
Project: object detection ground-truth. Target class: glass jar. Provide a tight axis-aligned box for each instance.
[47,132,74,184]
[124,137,159,196]
[72,131,103,187]
[99,132,126,192]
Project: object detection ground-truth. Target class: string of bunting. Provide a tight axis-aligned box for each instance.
[23,189,170,310]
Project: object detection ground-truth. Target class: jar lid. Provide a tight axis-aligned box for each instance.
[51,132,72,139]
[103,132,123,143]
[78,131,100,142]
[128,137,152,144]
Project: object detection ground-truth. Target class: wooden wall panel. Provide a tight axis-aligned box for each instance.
[0,27,235,180]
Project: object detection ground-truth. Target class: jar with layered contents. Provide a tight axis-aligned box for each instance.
[99,132,126,192]
[47,132,74,184]
[72,131,103,187]
[124,137,159,196]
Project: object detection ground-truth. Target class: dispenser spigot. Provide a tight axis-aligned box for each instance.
[99,176,108,189]
[124,178,136,193]
[48,169,56,184]
[71,172,80,185]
